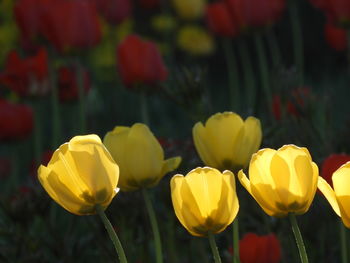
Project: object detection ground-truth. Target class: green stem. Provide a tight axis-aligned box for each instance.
[346,30,350,69]
[208,232,222,263]
[289,213,309,263]
[140,92,150,126]
[96,205,128,263]
[50,62,61,149]
[76,61,86,134]
[254,34,272,111]
[289,0,304,85]
[266,29,282,68]
[222,38,240,112]
[32,101,43,165]
[232,219,240,263]
[142,188,163,263]
[340,220,348,263]
[237,38,256,115]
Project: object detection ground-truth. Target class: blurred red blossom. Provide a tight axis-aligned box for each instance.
[206,2,238,37]
[0,48,49,97]
[230,233,282,263]
[117,34,168,88]
[324,22,347,51]
[321,154,350,187]
[95,0,132,25]
[58,66,91,102]
[225,0,286,30]
[0,100,33,141]
[15,0,102,52]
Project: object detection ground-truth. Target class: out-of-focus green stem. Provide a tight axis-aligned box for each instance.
[76,61,86,134]
[340,220,348,263]
[266,29,282,68]
[346,30,350,69]
[222,38,240,112]
[142,188,163,263]
[140,92,150,126]
[32,100,43,165]
[237,39,256,115]
[208,232,222,263]
[50,62,61,149]
[232,219,240,263]
[96,205,128,263]
[289,0,304,85]
[254,34,272,111]
[289,213,308,263]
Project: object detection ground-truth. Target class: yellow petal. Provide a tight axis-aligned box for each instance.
[318,176,340,216]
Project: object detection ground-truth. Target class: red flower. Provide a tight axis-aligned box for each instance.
[0,100,33,141]
[225,0,286,30]
[206,2,238,37]
[0,48,48,97]
[95,0,132,25]
[58,66,91,102]
[321,154,350,187]
[321,0,350,27]
[231,233,282,263]
[324,22,347,51]
[117,35,168,88]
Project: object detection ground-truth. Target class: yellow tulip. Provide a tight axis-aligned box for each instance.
[171,167,239,237]
[172,0,206,20]
[103,123,181,191]
[37,135,119,215]
[318,162,350,227]
[177,25,215,56]
[238,145,318,217]
[193,111,262,172]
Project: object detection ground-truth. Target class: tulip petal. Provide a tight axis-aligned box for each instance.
[161,156,182,177]
[318,176,340,216]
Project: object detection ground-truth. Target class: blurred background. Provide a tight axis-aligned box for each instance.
[0,0,349,262]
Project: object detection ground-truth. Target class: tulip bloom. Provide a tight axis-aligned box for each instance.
[238,145,318,217]
[171,167,239,237]
[117,35,168,88]
[318,162,350,227]
[206,2,238,37]
[95,0,132,25]
[193,112,262,172]
[0,48,48,97]
[0,100,33,141]
[231,233,282,263]
[324,23,347,51]
[103,123,181,191]
[172,0,206,20]
[38,135,119,215]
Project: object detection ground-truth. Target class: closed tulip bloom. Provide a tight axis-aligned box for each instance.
[318,162,350,227]
[38,135,119,215]
[103,123,181,191]
[206,2,238,37]
[193,112,262,172]
[171,167,239,237]
[324,23,347,51]
[172,0,206,20]
[238,145,318,217]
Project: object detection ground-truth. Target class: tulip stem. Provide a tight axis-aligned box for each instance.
[254,34,272,112]
[208,232,222,263]
[266,29,282,68]
[142,188,163,263]
[76,60,86,134]
[289,213,308,263]
[140,92,150,126]
[222,38,240,112]
[232,219,240,263]
[237,39,256,115]
[340,220,348,263]
[96,205,128,263]
[50,60,61,149]
[289,0,304,85]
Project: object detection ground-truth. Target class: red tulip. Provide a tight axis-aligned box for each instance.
[225,0,285,30]
[58,66,90,102]
[95,0,132,25]
[324,22,347,51]
[0,48,49,97]
[322,0,350,27]
[206,2,238,37]
[117,35,168,88]
[321,154,350,187]
[233,233,282,263]
[0,100,33,141]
